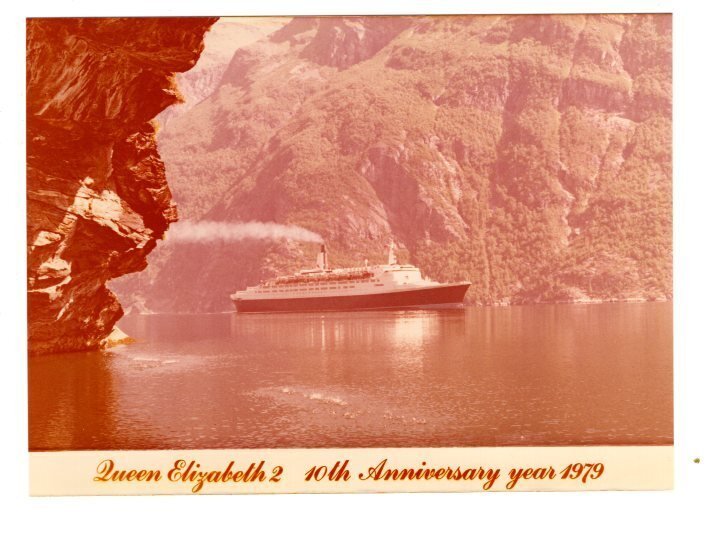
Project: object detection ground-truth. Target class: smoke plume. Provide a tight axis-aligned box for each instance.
[166,221,323,244]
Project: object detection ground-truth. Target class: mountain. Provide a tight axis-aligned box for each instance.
[112,14,672,313]
[155,17,285,129]
[26,17,216,354]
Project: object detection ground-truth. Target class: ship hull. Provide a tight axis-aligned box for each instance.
[233,283,470,313]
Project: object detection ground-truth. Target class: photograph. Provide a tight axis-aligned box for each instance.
[26,13,672,483]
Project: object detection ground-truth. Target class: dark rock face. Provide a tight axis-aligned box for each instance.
[113,15,672,313]
[27,17,217,355]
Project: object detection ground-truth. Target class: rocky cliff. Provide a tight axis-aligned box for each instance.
[112,15,672,312]
[27,17,217,354]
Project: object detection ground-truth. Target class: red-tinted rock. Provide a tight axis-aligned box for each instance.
[27,17,217,355]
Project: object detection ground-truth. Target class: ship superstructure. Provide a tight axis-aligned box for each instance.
[231,242,470,313]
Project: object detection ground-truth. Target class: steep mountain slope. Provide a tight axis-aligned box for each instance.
[27,17,216,354]
[155,18,284,129]
[113,15,671,312]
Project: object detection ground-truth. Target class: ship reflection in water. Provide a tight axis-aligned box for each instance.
[28,303,672,450]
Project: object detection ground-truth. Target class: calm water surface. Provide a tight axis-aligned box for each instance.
[29,303,672,450]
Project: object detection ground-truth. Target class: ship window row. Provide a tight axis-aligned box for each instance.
[257,286,358,293]
[265,278,377,289]
[261,282,371,290]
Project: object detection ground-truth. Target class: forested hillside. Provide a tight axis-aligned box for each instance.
[113,15,672,312]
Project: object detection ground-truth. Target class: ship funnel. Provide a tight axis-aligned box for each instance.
[316,244,328,270]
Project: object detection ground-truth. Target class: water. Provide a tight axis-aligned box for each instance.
[28,303,672,450]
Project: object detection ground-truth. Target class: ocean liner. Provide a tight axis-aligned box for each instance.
[231,243,471,313]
